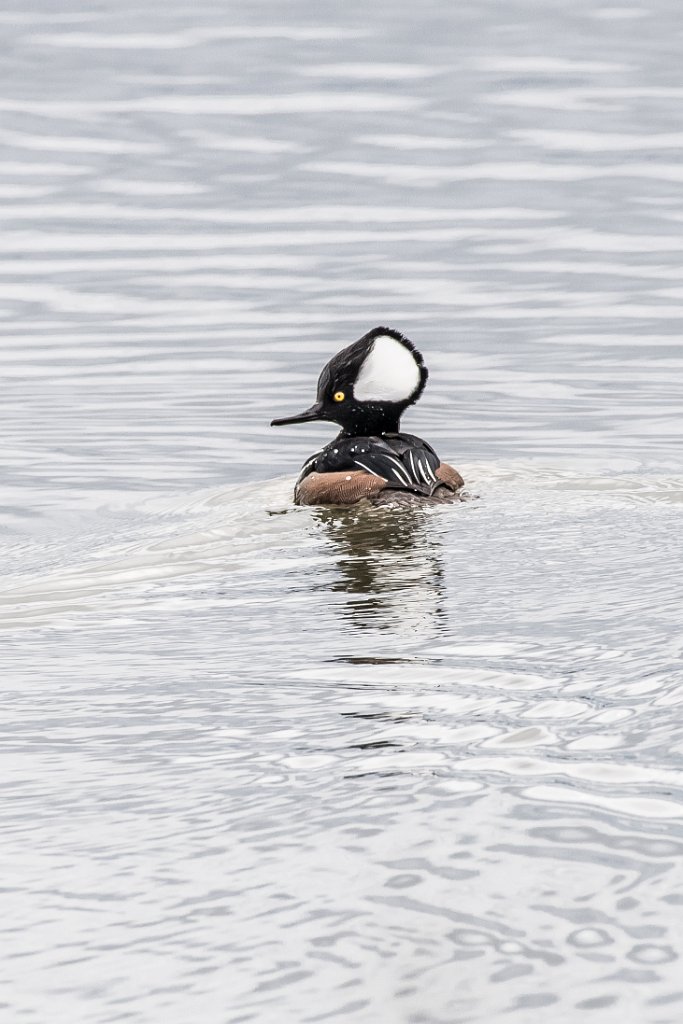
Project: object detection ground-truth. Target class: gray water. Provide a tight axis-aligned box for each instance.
[1,1,682,1022]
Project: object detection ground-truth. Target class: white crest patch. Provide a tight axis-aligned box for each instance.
[353,334,421,402]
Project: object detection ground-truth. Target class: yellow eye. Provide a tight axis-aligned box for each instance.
[333,390,345,402]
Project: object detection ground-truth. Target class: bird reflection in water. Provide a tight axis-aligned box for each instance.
[311,504,447,640]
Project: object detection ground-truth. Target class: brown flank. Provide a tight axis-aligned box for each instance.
[295,462,465,506]
[295,470,388,506]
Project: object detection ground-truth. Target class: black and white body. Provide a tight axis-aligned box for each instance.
[271,326,464,506]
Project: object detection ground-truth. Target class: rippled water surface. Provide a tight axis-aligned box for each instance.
[2,2,683,1022]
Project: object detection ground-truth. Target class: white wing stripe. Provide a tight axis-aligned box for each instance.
[418,453,438,484]
[354,459,379,478]
[383,454,412,486]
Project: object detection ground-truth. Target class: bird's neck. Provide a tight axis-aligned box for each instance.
[339,408,402,438]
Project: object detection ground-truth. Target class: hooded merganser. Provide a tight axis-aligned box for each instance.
[271,326,464,506]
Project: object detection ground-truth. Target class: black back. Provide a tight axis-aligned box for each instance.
[298,432,443,497]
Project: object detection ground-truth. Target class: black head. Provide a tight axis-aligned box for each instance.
[271,326,428,436]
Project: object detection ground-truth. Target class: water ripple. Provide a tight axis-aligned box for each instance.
[1,1,682,1022]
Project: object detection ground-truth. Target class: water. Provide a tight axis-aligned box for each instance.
[1,1,682,1021]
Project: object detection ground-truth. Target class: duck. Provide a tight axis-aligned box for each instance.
[270,326,464,506]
